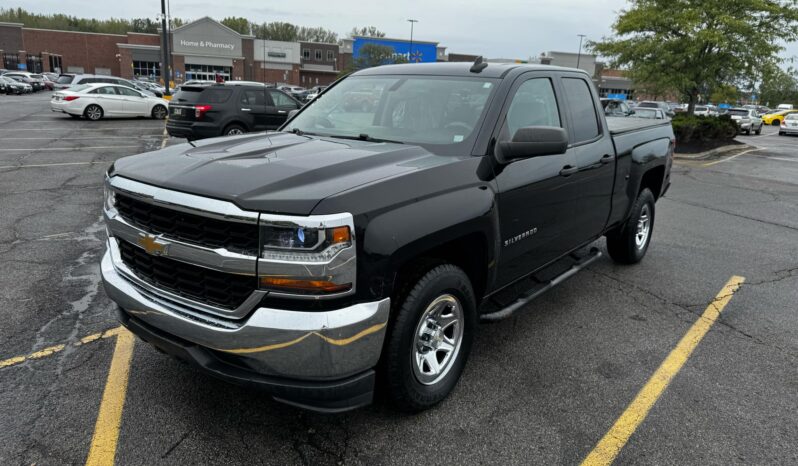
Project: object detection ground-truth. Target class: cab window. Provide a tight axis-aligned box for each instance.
[503,78,561,139]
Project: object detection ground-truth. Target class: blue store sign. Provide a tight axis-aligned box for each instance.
[353,37,437,64]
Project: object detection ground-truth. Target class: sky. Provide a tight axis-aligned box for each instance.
[2,0,797,62]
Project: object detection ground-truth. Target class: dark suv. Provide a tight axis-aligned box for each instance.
[166,83,302,140]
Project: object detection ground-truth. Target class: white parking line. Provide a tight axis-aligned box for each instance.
[0,146,139,152]
[751,155,798,163]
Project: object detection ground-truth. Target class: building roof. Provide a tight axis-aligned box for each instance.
[353,35,438,46]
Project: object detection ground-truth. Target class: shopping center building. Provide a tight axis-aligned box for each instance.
[0,17,352,86]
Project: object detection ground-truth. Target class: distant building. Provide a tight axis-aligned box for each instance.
[351,36,445,64]
[540,51,597,77]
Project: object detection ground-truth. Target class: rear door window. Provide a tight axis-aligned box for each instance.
[562,78,600,143]
[241,90,266,106]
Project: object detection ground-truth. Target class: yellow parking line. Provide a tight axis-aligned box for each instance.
[160,127,169,149]
[0,326,123,369]
[85,328,135,466]
[703,148,760,166]
[581,275,745,466]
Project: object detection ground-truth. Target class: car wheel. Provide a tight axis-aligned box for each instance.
[606,188,656,265]
[384,264,477,412]
[151,105,167,120]
[755,125,762,135]
[84,105,103,121]
[772,120,781,126]
[223,124,246,136]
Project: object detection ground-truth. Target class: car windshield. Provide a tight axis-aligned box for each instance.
[285,75,498,153]
[786,114,798,120]
[695,106,708,112]
[633,108,659,118]
[637,102,658,108]
[727,109,749,116]
[56,75,74,84]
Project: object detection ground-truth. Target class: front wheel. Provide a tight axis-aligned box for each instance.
[606,188,656,264]
[384,264,477,412]
[223,124,246,136]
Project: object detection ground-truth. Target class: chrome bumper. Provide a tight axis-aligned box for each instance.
[101,240,390,380]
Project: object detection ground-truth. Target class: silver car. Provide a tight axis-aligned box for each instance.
[779,113,798,136]
[727,108,763,135]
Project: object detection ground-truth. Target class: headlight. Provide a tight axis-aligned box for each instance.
[103,179,116,211]
[258,214,355,296]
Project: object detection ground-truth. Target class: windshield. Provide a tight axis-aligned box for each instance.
[785,114,798,120]
[56,75,75,84]
[637,102,658,108]
[285,75,498,153]
[69,84,92,93]
[633,108,660,118]
[695,106,708,112]
[727,109,749,116]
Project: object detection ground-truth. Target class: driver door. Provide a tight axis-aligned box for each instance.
[493,74,581,287]
[267,89,301,129]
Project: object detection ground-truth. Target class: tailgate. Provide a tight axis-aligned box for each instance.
[168,104,195,121]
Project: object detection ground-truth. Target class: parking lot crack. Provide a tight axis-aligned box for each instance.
[161,430,192,459]
[663,197,798,233]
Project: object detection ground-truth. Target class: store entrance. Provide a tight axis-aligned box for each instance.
[184,64,231,82]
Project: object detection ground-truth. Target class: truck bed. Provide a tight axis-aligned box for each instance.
[606,116,672,135]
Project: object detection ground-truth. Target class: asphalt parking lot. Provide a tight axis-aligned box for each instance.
[1,93,797,465]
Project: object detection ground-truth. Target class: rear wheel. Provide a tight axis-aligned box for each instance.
[772,120,781,126]
[223,124,246,136]
[606,188,656,264]
[84,105,103,121]
[384,264,476,412]
[151,105,167,120]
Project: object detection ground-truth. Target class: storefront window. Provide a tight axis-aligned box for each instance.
[3,53,19,70]
[133,61,161,79]
[48,55,63,74]
[185,64,231,81]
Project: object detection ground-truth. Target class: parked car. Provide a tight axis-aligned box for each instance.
[279,85,308,100]
[693,105,711,116]
[726,108,763,135]
[41,74,56,91]
[776,103,794,110]
[103,62,674,412]
[304,85,328,102]
[50,83,168,120]
[762,109,798,126]
[4,75,34,93]
[635,100,675,117]
[54,74,156,97]
[631,107,668,119]
[779,113,798,135]
[3,72,45,91]
[166,83,303,139]
[601,98,634,116]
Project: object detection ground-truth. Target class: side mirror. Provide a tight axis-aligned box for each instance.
[287,109,300,120]
[495,126,568,164]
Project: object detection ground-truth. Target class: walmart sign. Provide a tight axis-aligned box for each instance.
[353,37,438,64]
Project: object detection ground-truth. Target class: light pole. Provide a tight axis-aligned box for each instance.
[576,34,586,70]
[407,19,418,63]
[157,0,171,96]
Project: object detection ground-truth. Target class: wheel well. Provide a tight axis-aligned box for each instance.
[393,233,489,303]
[639,165,665,199]
[222,121,246,133]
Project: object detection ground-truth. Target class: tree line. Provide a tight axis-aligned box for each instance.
[0,8,384,44]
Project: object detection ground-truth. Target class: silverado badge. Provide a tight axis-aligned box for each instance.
[137,233,169,256]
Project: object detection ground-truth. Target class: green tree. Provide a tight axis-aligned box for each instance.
[254,21,299,41]
[349,26,386,38]
[355,43,407,70]
[590,0,798,115]
[758,66,798,107]
[0,7,184,34]
[297,26,338,43]
[220,17,251,35]
[710,84,739,105]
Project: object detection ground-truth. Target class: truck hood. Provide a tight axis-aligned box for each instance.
[112,132,456,215]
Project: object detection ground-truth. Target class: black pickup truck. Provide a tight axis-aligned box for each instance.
[101,62,673,413]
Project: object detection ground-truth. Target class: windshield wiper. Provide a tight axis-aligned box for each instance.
[289,128,322,137]
[324,133,405,144]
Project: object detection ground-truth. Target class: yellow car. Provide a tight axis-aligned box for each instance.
[762,109,798,126]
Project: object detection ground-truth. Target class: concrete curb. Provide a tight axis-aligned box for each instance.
[674,143,755,160]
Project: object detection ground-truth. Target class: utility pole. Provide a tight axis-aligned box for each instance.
[576,34,586,70]
[408,19,418,63]
[159,0,171,96]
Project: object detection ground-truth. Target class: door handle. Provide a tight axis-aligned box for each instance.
[241,108,251,112]
[600,154,614,164]
[559,165,579,177]
[278,110,287,114]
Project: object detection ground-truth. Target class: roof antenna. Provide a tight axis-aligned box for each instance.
[470,56,488,73]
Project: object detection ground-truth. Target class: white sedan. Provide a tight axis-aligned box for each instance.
[50,83,168,120]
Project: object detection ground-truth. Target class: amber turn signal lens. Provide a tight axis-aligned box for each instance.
[331,226,351,244]
[259,276,352,294]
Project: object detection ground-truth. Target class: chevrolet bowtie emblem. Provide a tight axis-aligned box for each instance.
[137,233,169,256]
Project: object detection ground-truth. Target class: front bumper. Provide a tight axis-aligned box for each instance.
[101,241,390,412]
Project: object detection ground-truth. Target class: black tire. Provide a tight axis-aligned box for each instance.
[755,125,762,135]
[606,188,656,264]
[151,104,167,120]
[384,264,477,412]
[772,120,781,126]
[779,132,785,136]
[223,124,246,136]
[84,104,103,121]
